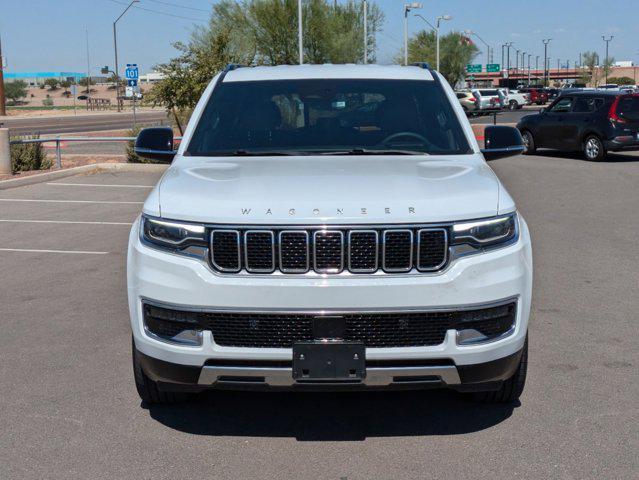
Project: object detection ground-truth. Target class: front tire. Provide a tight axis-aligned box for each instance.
[508,100,518,110]
[521,130,536,154]
[132,337,188,405]
[583,135,606,161]
[474,337,528,404]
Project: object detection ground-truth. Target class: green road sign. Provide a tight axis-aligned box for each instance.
[466,64,482,73]
[486,63,500,73]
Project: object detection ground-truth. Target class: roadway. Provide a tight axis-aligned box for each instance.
[0,150,637,479]
[0,110,169,135]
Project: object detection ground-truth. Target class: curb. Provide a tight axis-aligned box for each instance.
[0,163,169,190]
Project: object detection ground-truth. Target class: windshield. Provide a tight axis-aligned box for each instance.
[186,79,471,156]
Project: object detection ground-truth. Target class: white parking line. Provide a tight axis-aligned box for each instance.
[0,199,142,205]
[0,248,108,255]
[47,183,154,188]
[0,219,133,226]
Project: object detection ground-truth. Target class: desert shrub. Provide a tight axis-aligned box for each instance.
[10,135,52,172]
[42,97,54,106]
[126,126,146,163]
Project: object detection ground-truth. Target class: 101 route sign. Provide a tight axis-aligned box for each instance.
[125,64,139,87]
[466,64,482,73]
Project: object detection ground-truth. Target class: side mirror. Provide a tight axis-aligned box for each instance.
[539,107,546,114]
[134,127,176,163]
[481,125,525,161]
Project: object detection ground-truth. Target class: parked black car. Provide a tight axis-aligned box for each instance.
[517,91,639,161]
[544,88,560,101]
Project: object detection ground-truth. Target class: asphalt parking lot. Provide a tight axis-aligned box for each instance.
[0,153,638,479]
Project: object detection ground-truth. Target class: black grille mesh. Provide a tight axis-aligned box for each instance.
[349,231,378,271]
[314,231,343,272]
[211,231,240,271]
[383,230,413,271]
[418,230,447,270]
[245,231,274,272]
[280,231,309,272]
[143,302,516,348]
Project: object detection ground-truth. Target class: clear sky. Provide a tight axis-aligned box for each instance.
[1,0,637,75]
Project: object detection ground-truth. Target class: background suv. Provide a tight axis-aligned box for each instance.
[471,88,503,114]
[455,90,479,116]
[517,91,639,160]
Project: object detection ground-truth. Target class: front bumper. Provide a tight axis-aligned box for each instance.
[128,215,533,390]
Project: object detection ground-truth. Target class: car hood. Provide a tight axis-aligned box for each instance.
[151,155,501,224]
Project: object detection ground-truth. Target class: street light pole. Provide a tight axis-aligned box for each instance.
[506,42,513,74]
[0,36,6,117]
[602,35,613,84]
[113,0,138,113]
[542,38,551,85]
[516,49,519,71]
[404,3,422,66]
[465,30,490,66]
[435,15,452,71]
[363,0,367,64]
[528,53,531,85]
[298,0,304,64]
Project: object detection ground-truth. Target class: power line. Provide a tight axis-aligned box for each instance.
[146,0,209,13]
[107,0,207,22]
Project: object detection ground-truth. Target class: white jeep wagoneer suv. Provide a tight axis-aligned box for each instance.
[129,63,531,404]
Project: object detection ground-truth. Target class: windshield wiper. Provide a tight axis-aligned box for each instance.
[228,150,307,156]
[316,148,429,156]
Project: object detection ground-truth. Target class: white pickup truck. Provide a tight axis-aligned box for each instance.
[499,89,530,110]
[129,63,532,405]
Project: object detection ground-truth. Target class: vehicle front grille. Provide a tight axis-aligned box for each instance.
[209,226,448,275]
[143,302,517,348]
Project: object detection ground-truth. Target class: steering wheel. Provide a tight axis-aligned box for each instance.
[380,131,432,148]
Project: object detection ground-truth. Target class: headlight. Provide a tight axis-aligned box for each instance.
[452,213,518,249]
[141,215,207,252]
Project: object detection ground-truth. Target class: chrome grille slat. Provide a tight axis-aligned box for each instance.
[313,230,344,273]
[382,229,413,272]
[348,230,378,273]
[209,226,448,275]
[210,230,241,272]
[279,231,310,273]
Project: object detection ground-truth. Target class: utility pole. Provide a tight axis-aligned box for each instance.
[528,53,531,85]
[542,38,551,85]
[113,0,139,112]
[362,0,367,64]
[516,49,519,70]
[506,42,513,74]
[85,28,90,109]
[501,44,505,72]
[602,35,613,84]
[435,15,452,72]
[0,36,6,117]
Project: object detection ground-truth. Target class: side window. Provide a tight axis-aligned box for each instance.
[593,98,605,110]
[549,97,573,113]
[573,97,595,113]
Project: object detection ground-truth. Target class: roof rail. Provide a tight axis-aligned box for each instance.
[410,62,432,70]
[224,63,245,72]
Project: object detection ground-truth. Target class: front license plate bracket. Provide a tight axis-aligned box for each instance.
[292,342,365,382]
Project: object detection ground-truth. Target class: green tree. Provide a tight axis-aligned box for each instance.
[60,80,72,89]
[607,76,635,85]
[147,0,384,132]
[44,78,60,90]
[4,80,28,105]
[404,30,479,86]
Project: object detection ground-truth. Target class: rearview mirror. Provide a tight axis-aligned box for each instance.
[480,126,525,161]
[134,127,176,163]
